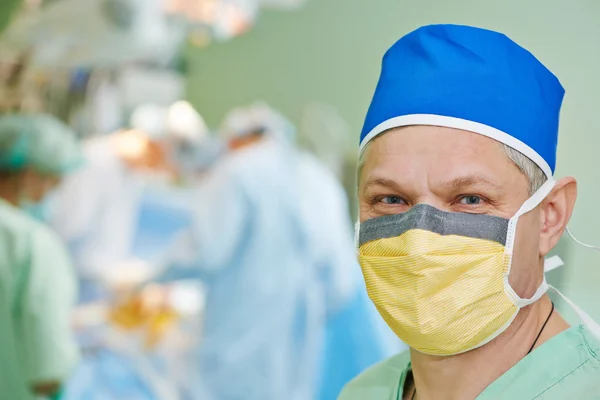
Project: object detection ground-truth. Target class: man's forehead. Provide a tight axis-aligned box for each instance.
[370,125,500,153]
[361,126,522,189]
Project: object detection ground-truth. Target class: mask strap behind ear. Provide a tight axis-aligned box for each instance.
[545,228,600,338]
[505,179,556,262]
[513,179,556,219]
[517,254,565,306]
[544,255,564,273]
[548,227,600,274]
[566,227,600,251]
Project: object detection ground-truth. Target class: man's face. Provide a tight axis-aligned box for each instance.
[358,126,544,299]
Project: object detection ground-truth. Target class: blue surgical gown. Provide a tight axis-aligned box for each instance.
[180,141,356,400]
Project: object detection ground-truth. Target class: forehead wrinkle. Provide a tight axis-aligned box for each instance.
[363,177,402,192]
[360,126,524,193]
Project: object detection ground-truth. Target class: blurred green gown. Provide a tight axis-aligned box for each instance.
[0,199,79,399]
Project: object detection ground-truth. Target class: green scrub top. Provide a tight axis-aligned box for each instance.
[339,325,600,399]
[0,199,79,399]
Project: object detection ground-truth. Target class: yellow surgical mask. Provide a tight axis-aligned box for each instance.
[356,180,556,356]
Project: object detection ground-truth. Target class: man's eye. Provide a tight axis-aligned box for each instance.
[459,195,483,205]
[380,196,405,205]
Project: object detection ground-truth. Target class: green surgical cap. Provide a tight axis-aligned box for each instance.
[0,114,84,175]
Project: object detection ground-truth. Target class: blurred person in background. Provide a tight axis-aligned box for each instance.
[163,101,225,184]
[161,102,321,400]
[48,101,206,300]
[48,126,171,300]
[157,102,397,400]
[49,102,212,399]
[0,114,83,399]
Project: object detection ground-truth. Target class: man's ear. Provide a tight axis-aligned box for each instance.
[539,177,577,257]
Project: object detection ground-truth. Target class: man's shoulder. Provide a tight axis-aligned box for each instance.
[478,325,600,399]
[338,351,411,400]
[579,324,600,352]
[519,325,600,398]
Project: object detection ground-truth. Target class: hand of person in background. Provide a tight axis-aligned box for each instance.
[32,381,62,398]
[109,283,179,350]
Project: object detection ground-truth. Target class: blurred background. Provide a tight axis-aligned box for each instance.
[0,0,598,399]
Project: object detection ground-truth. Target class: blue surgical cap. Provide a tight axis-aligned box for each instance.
[360,24,565,178]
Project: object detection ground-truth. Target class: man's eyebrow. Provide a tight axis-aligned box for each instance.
[363,177,402,191]
[362,175,503,192]
[444,175,503,191]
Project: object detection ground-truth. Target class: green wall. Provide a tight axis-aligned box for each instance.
[0,0,20,33]
[186,0,600,319]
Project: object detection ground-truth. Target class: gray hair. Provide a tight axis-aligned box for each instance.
[500,144,547,194]
[357,139,546,195]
